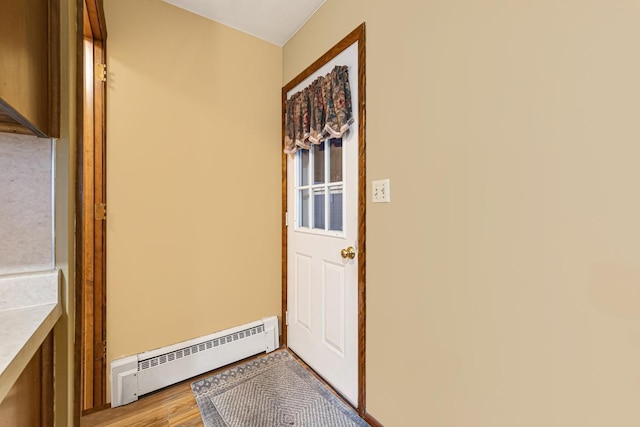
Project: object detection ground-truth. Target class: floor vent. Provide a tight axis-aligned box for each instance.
[110,316,278,407]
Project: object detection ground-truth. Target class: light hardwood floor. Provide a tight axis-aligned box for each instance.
[80,372,207,427]
[79,353,266,426]
[80,351,365,427]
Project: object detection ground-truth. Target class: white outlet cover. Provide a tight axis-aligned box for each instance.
[372,179,391,203]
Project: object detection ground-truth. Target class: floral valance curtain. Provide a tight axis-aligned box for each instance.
[284,65,354,154]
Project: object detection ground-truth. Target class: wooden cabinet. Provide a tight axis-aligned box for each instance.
[0,0,59,138]
[0,332,54,427]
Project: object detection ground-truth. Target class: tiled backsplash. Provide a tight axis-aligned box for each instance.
[0,133,53,275]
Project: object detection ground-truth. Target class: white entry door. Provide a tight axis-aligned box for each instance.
[286,43,360,405]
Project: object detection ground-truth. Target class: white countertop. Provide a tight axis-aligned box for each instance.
[0,270,61,404]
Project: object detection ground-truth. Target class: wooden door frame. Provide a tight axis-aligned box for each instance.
[281,23,373,422]
[74,0,108,421]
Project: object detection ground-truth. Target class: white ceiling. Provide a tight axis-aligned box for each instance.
[162,0,327,47]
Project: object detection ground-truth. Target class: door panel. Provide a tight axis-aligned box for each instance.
[323,261,346,355]
[286,41,360,405]
[295,253,312,331]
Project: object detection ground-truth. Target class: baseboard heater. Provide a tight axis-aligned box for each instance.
[110,316,279,407]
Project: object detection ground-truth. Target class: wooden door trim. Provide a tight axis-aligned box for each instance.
[75,0,107,422]
[85,0,107,40]
[281,23,367,415]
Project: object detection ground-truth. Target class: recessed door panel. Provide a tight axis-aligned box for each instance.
[295,253,312,332]
[323,261,346,356]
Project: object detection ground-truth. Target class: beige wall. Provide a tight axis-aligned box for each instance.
[104,0,282,385]
[54,0,76,425]
[285,1,640,425]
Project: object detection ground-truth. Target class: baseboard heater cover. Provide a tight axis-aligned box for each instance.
[110,316,279,407]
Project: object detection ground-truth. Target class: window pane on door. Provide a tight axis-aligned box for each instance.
[294,139,345,235]
[313,143,325,184]
[329,139,342,183]
[329,186,343,231]
[299,189,309,227]
[299,149,309,186]
[313,187,325,230]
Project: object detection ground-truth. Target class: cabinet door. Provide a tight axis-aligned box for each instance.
[0,0,59,137]
[0,332,54,427]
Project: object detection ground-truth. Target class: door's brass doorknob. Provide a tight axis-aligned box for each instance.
[341,246,356,260]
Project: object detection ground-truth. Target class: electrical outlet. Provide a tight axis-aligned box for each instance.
[372,179,391,203]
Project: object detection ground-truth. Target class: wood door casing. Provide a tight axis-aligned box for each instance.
[75,0,107,418]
